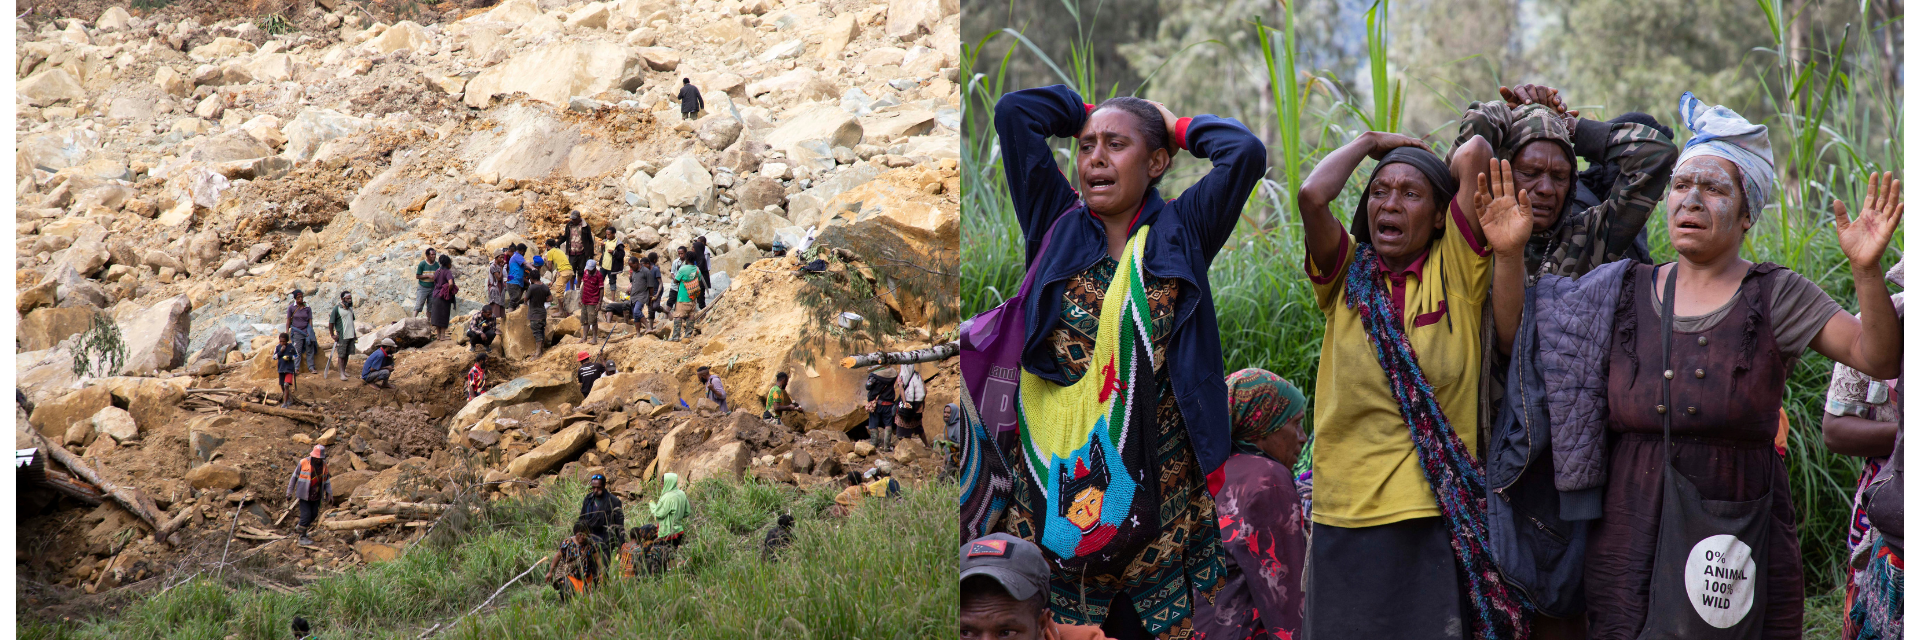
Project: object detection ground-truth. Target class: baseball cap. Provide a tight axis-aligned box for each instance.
[578,351,591,361]
[958,533,1048,602]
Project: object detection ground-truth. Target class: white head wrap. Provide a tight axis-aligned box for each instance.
[1676,92,1774,223]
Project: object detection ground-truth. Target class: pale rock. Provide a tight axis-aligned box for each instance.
[758,39,805,61]
[734,208,792,248]
[507,422,595,478]
[745,69,837,102]
[248,53,298,83]
[565,2,611,29]
[19,69,87,106]
[120,295,193,375]
[154,66,190,97]
[241,115,287,149]
[186,463,244,490]
[18,126,101,174]
[696,116,742,150]
[817,14,859,59]
[193,93,225,120]
[90,406,139,444]
[858,47,907,67]
[365,20,430,54]
[107,96,155,120]
[859,109,939,143]
[463,41,645,109]
[97,6,132,31]
[189,37,258,61]
[636,47,681,72]
[760,162,791,180]
[766,104,864,157]
[709,243,764,277]
[60,21,91,45]
[480,0,542,23]
[282,109,372,162]
[187,131,274,164]
[886,0,959,38]
[647,155,715,212]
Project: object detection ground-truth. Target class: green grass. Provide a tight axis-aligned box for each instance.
[963,0,1897,603]
[20,478,958,639]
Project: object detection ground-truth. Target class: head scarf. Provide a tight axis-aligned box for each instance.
[1225,368,1306,455]
[1350,147,1460,241]
[1676,91,1774,223]
[1498,103,1574,164]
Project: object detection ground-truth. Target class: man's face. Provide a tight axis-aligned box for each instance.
[960,591,1048,640]
[1512,140,1572,231]
[426,250,437,261]
[591,477,605,491]
[697,372,709,382]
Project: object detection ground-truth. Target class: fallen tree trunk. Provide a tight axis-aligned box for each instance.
[230,400,325,425]
[366,501,451,517]
[41,468,105,506]
[841,342,958,369]
[29,432,174,545]
[320,515,400,531]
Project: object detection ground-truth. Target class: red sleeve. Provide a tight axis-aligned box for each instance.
[1448,200,1490,257]
[1173,117,1193,151]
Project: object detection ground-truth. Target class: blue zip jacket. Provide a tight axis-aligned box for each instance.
[507,253,526,286]
[994,84,1268,481]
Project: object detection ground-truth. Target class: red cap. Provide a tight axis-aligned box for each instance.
[577,351,591,361]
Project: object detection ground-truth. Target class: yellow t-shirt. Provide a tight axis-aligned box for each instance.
[1308,201,1491,528]
[544,248,572,274]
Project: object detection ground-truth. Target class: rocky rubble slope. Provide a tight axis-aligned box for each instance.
[16,0,959,609]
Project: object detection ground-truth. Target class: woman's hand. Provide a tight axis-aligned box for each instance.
[1148,100,1179,143]
[1476,158,1533,259]
[1365,132,1430,160]
[1499,83,1579,122]
[1834,172,1904,272]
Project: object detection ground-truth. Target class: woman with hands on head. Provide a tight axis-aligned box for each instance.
[1293,128,1531,640]
[980,84,1266,639]
[1482,92,1902,640]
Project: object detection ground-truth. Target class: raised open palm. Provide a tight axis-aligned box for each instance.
[1475,158,1533,257]
[1834,172,1904,271]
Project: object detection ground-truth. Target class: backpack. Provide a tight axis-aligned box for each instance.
[435,274,458,300]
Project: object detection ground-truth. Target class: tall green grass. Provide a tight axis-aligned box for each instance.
[963,0,1897,600]
[21,479,958,639]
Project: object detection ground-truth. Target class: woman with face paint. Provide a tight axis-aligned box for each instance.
[1485,92,1903,640]
[985,85,1267,639]
[1294,127,1532,639]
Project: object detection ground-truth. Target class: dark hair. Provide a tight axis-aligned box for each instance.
[697,366,711,374]
[573,521,591,534]
[279,332,290,341]
[291,615,311,636]
[1090,96,1174,188]
[640,523,659,539]
[647,252,659,262]
[630,527,644,541]
[959,575,1048,619]
[683,78,690,84]
[845,471,862,486]
[438,254,452,269]
[777,513,794,528]
[775,371,789,380]
[424,247,436,256]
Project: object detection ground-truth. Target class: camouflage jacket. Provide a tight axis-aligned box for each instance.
[1453,101,1678,279]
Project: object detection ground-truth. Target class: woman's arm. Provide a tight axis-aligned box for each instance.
[1476,158,1533,355]
[993,85,1090,259]
[1296,131,1429,274]
[1810,173,1903,379]
[1165,108,1269,261]
[1450,136,1494,245]
[1821,413,1899,458]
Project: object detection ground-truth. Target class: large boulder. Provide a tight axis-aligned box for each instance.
[733,178,788,213]
[734,207,791,248]
[506,422,595,478]
[501,306,541,360]
[120,295,193,375]
[766,105,863,158]
[27,386,112,439]
[696,116,741,150]
[580,372,656,408]
[19,306,107,351]
[709,244,765,278]
[189,37,258,61]
[97,6,132,30]
[886,0,960,38]
[355,317,436,354]
[90,406,139,444]
[744,69,837,102]
[647,155,714,212]
[190,326,239,364]
[282,109,372,162]
[247,53,299,83]
[365,20,430,54]
[18,126,101,174]
[682,441,750,483]
[636,47,680,71]
[565,2,611,28]
[817,13,859,59]
[19,68,87,106]
[859,109,940,143]
[186,463,244,490]
[93,376,188,432]
[53,236,111,277]
[479,0,542,22]
[187,131,275,164]
[463,41,644,109]
[448,371,576,428]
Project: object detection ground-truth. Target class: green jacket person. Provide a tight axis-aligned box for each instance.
[649,472,690,541]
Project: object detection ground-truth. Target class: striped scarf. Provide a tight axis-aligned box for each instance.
[1344,242,1531,640]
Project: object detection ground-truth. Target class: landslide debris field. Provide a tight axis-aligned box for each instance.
[15,0,959,626]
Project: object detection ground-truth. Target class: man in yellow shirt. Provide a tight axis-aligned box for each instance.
[543,238,573,291]
[1293,130,1523,638]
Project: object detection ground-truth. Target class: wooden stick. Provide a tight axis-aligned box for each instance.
[235,401,325,425]
[367,501,451,517]
[320,515,399,531]
[40,468,104,506]
[839,342,958,368]
[420,556,550,638]
[28,432,174,545]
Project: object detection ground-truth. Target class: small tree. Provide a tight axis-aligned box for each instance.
[71,315,127,379]
[792,225,959,365]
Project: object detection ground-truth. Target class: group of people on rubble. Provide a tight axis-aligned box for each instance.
[542,471,693,600]
[960,81,1903,640]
